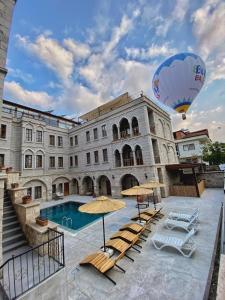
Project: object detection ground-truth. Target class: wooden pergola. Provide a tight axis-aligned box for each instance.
[166,163,205,197]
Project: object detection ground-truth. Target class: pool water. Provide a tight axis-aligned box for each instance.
[41,201,106,232]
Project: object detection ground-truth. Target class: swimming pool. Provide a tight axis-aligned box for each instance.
[41,201,106,232]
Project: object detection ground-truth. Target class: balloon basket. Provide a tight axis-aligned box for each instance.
[182,113,186,120]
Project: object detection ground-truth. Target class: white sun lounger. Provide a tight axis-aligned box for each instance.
[164,214,198,233]
[168,208,199,222]
[151,228,196,257]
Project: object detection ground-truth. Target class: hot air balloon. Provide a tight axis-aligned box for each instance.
[152,53,206,120]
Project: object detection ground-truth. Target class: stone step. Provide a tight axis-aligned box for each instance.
[3,240,28,254]
[3,201,12,208]
[3,210,15,218]
[3,215,17,224]
[3,233,26,248]
[3,220,20,231]
[3,205,14,213]
[3,227,22,240]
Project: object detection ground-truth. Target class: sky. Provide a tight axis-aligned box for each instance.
[4,0,225,141]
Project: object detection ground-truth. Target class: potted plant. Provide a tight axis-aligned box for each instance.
[11,183,19,189]
[6,167,13,173]
[36,216,48,226]
[22,195,32,204]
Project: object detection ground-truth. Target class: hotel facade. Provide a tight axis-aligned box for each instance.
[0,93,178,200]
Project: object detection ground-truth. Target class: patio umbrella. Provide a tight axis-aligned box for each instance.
[121,186,153,221]
[78,196,125,252]
[140,181,165,209]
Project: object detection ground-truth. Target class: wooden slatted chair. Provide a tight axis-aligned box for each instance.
[131,213,155,224]
[105,238,137,262]
[119,222,151,238]
[79,252,125,285]
[110,230,143,250]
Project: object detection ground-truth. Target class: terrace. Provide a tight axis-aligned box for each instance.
[17,188,223,300]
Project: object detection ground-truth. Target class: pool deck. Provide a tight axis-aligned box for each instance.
[20,188,223,300]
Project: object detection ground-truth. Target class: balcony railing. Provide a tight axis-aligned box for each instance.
[136,158,143,165]
[120,131,131,139]
[132,127,140,136]
[123,158,134,166]
[0,228,65,300]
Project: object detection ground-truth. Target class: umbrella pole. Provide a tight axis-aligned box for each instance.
[137,196,141,222]
[153,190,156,210]
[102,215,106,252]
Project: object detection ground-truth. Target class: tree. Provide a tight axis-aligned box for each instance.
[203,142,225,165]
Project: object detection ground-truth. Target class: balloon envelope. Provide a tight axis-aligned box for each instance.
[152,53,206,114]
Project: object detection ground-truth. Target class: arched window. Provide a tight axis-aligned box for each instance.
[121,174,139,190]
[114,150,121,167]
[122,145,134,166]
[112,124,119,141]
[135,145,143,165]
[36,150,44,168]
[120,118,130,139]
[132,117,139,136]
[24,149,34,169]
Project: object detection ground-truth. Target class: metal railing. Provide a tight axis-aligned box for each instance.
[0,228,65,300]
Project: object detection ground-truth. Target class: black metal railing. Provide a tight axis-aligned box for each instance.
[0,228,65,300]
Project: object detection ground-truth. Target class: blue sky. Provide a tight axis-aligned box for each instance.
[4,0,225,141]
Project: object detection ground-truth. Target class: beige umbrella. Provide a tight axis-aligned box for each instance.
[121,186,153,220]
[140,181,165,209]
[79,196,125,252]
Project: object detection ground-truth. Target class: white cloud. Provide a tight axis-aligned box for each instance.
[4,81,54,109]
[16,34,74,83]
[192,0,225,59]
[63,38,91,61]
[125,43,177,60]
[7,67,34,84]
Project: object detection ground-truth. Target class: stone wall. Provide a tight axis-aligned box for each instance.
[199,171,224,188]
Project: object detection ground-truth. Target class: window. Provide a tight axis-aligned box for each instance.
[49,135,55,146]
[25,155,32,168]
[93,128,98,140]
[86,131,90,142]
[102,125,107,137]
[27,187,32,197]
[0,154,4,167]
[70,137,73,146]
[86,152,91,165]
[52,184,56,194]
[183,143,195,151]
[0,124,6,139]
[103,149,108,162]
[36,155,43,168]
[58,136,63,147]
[26,129,32,141]
[75,135,78,145]
[36,130,43,143]
[49,156,55,168]
[58,156,63,168]
[94,151,99,163]
[70,156,73,167]
[74,155,78,167]
[34,186,42,199]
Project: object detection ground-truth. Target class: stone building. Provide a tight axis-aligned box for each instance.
[0,92,178,200]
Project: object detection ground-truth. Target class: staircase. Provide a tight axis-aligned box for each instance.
[2,190,28,254]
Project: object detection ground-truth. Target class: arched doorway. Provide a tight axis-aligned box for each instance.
[132,117,139,136]
[112,124,119,141]
[114,149,121,167]
[121,174,139,190]
[135,145,143,165]
[122,144,134,166]
[120,118,130,138]
[72,178,79,194]
[98,175,111,195]
[82,176,94,195]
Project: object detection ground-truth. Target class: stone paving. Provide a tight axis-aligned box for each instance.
[19,188,223,300]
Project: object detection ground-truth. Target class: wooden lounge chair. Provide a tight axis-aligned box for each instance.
[79,252,125,285]
[110,230,143,250]
[142,207,164,219]
[105,238,137,262]
[119,222,151,238]
[151,228,196,258]
[131,213,155,224]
